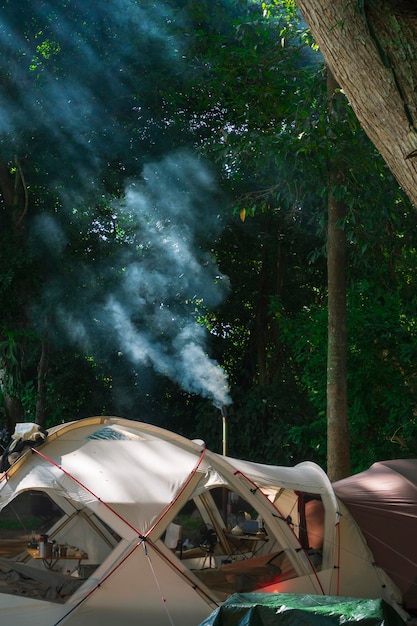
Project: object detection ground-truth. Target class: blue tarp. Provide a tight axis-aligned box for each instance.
[198,593,406,626]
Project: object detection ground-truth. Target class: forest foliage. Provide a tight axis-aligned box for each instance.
[1,0,417,473]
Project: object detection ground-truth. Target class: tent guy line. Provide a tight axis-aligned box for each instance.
[143,541,176,626]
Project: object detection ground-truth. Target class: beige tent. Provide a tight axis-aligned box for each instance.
[0,417,404,625]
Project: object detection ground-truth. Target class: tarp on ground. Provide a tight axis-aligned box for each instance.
[198,593,406,626]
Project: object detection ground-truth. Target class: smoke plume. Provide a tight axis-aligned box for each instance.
[41,151,232,409]
[0,1,233,410]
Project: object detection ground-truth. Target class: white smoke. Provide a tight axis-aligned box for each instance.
[1,2,233,409]
[55,151,232,408]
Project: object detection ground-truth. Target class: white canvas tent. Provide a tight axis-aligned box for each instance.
[0,417,404,625]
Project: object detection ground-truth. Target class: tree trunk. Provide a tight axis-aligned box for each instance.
[0,344,25,434]
[326,69,350,482]
[254,221,285,387]
[0,386,24,435]
[296,0,417,208]
[0,158,28,430]
[35,320,50,428]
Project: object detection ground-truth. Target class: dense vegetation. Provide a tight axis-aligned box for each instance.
[1,0,417,474]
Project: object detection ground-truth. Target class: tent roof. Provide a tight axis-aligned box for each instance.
[1,417,337,537]
[333,460,417,609]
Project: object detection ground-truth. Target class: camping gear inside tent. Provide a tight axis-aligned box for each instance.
[0,417,407,625]
[333,460,417,613]
[198,592,406,626]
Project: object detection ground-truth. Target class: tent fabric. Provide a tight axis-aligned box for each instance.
[0,418,410,624]
[5,433,205,535]
[228,459,338,503]
[333,460,417,610]
[198,593,406,626]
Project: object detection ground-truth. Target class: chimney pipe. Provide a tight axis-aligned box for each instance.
[220,405,227,456]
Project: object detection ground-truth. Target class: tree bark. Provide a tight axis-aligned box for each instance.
[0,383,24,435]
[296,0,417,207]
[0,158,28,430]
[326,69,350,482]
[35,320,50,428]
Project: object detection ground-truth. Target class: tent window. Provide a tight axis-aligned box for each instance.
[205,487,263,534]
[0,491,86,603]
[0,491,62,559]
[87,426,129,441]
[0,491,111,604]
[163,488,302,600]
[165,499,205,553]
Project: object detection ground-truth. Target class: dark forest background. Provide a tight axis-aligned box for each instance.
[1,0,417,473]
